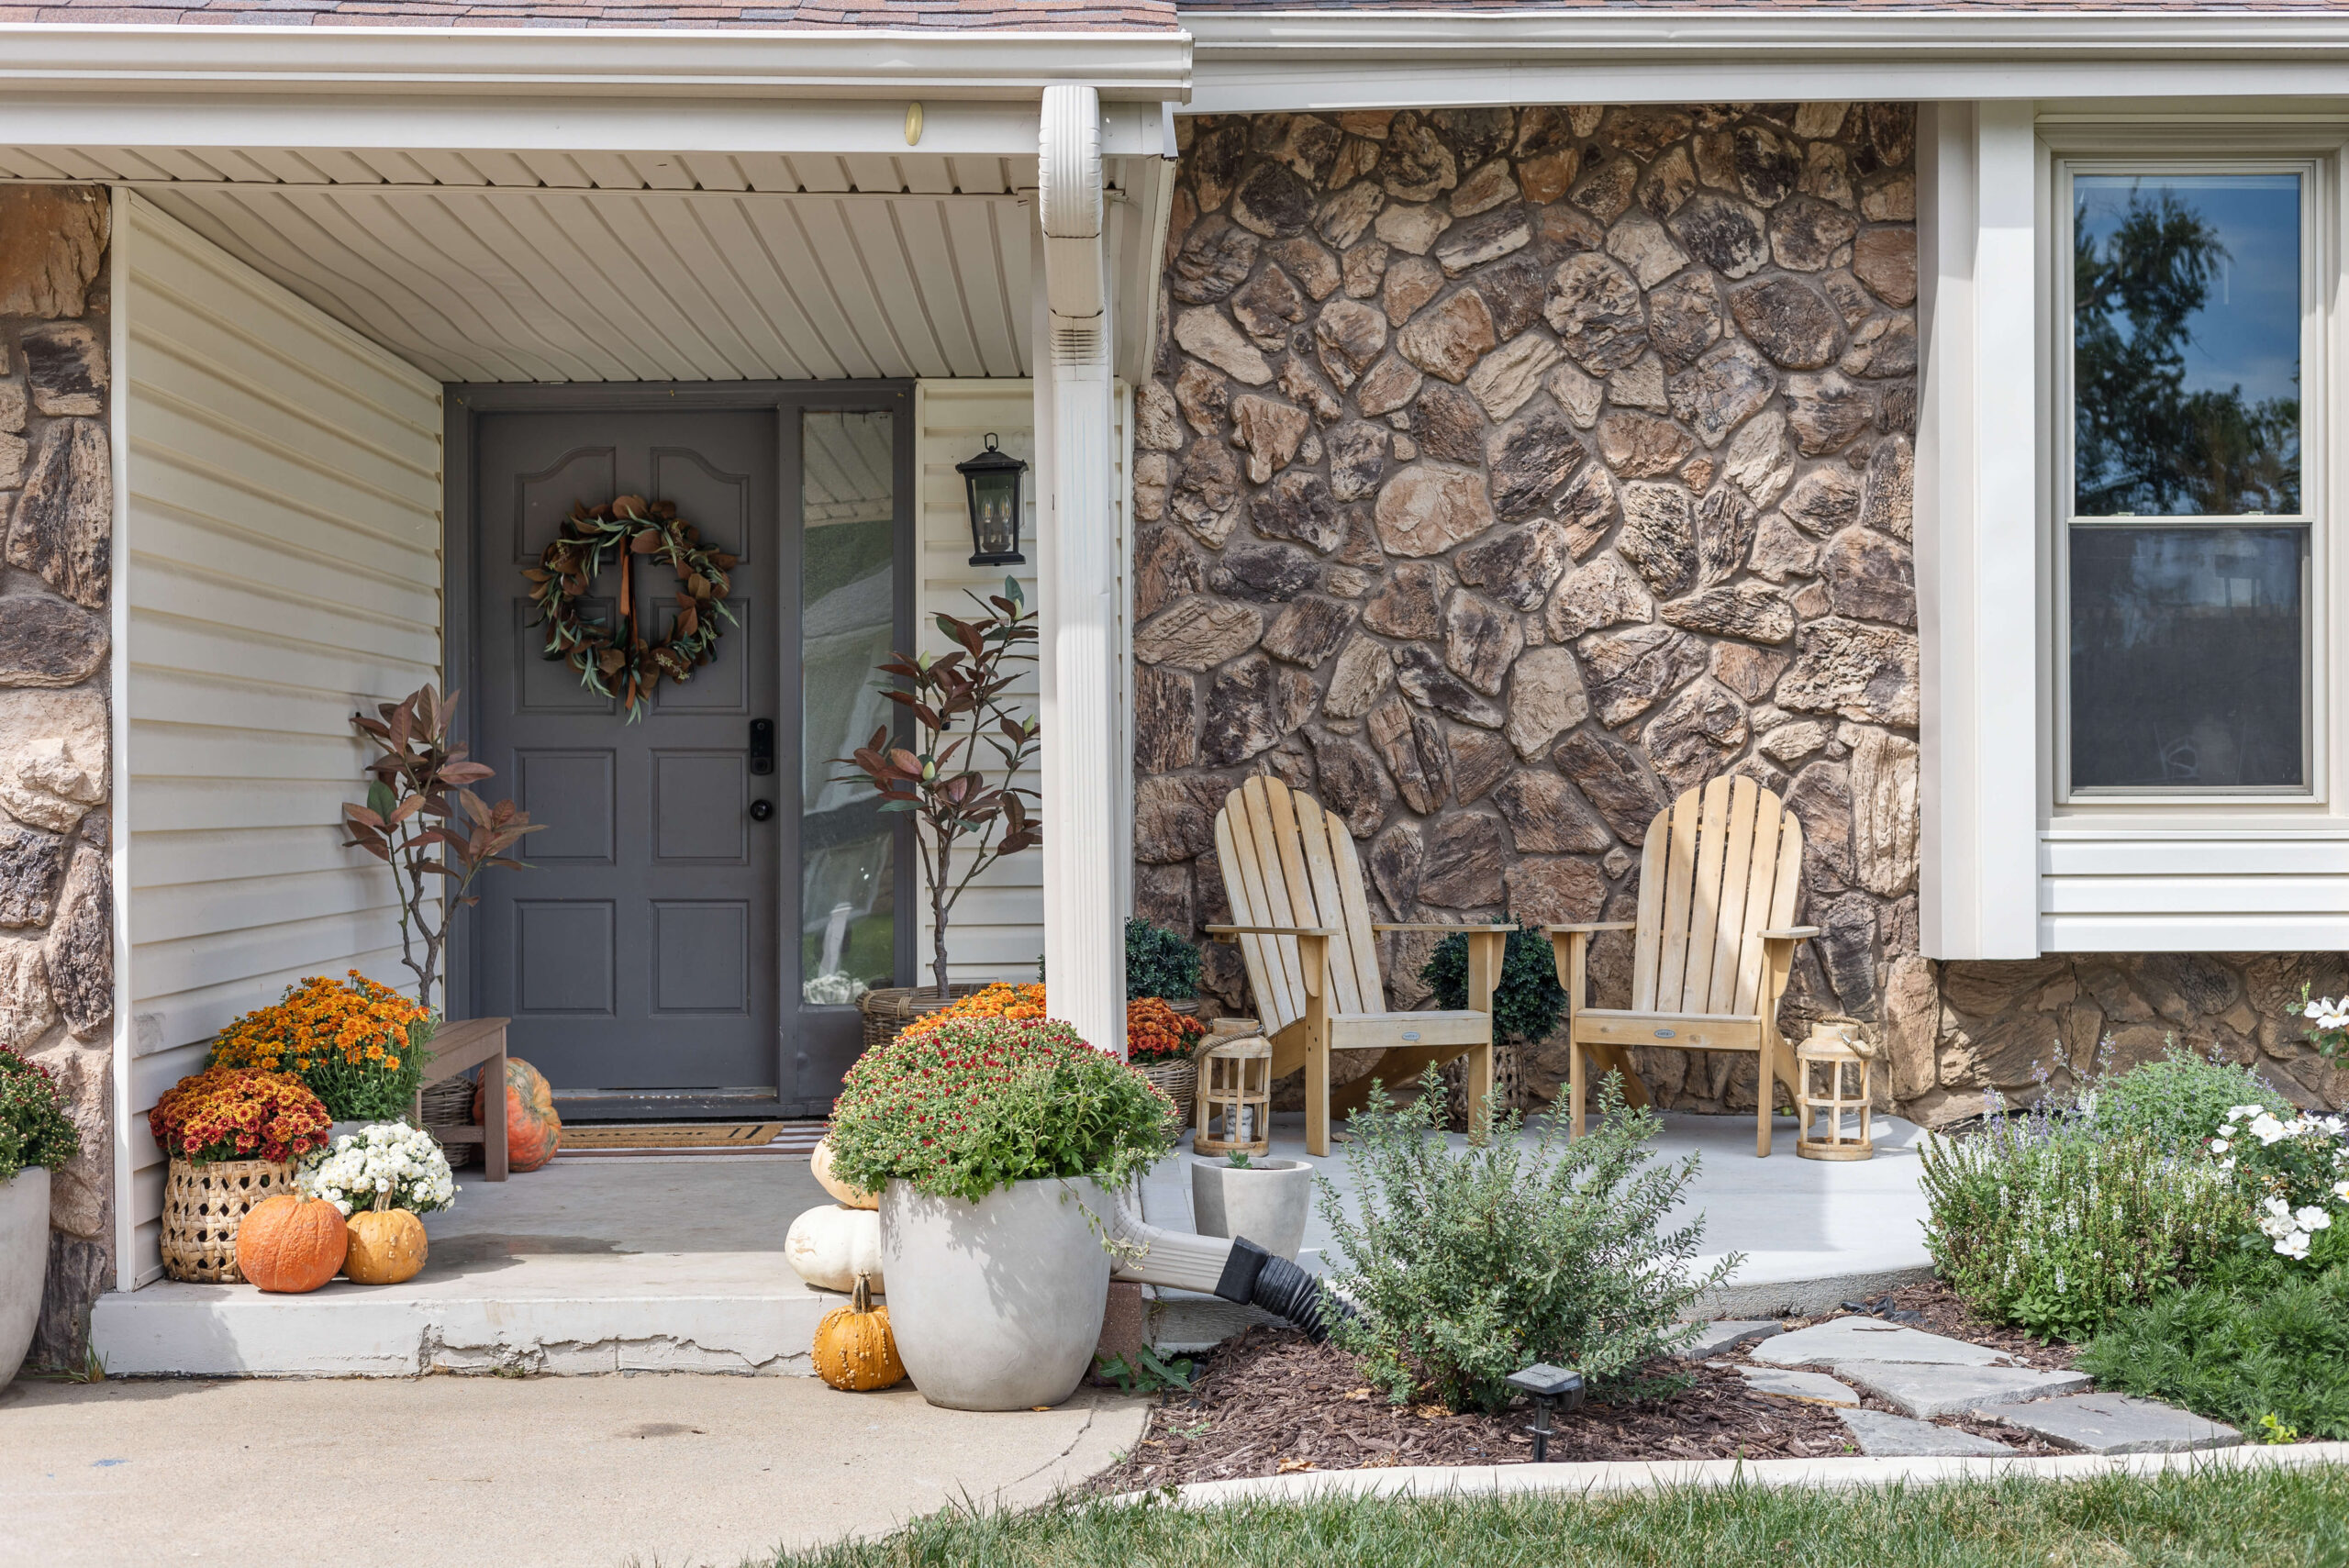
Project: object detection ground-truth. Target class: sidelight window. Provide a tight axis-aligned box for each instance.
[2060,165,2318,797]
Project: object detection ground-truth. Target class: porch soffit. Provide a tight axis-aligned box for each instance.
[135,183,1040,383]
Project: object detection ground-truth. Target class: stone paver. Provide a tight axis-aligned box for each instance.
[1834,1361,2092,1418]
[1738,1366,1858,1407]
[1750,1318,2006,1369]
[1682,1319,1784,1358]
[1837,1407,2018,1458]
[1982,1392,2242,1455]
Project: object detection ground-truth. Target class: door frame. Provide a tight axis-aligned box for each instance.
[443,380,918,1116]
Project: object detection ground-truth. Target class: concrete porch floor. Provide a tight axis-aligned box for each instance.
[91,1112,1933,1378]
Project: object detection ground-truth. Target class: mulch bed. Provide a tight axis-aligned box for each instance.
[1091,1281,2079,1490]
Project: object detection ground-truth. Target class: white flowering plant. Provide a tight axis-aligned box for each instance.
[298,1120,459,1216]
[2299,985,2349,1063]
[2207,1103,2349,1266]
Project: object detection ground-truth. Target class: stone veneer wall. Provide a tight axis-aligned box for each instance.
[0,186,117,1367]
[1130,106,2348,1124]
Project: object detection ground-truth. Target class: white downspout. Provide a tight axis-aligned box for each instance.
[1036,84,1125,1059]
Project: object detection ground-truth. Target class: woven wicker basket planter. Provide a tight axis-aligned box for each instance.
[1136,1058,1197,1124]
[857,984,991,1051]
[1440,1038,1524,1132]
[420,1075,479,1171]
[161,1158,297,1284]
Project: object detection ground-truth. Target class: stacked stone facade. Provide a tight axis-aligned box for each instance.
[1130,106,2346,1123]
[0,185,116,1367]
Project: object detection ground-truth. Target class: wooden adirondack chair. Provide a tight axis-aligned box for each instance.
[1204,775,1511,1157]
[1545,774,1820,1157]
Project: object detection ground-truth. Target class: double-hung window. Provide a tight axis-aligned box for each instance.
[2059,161,2320,799]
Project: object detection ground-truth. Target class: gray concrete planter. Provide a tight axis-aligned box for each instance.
[1190,1158,1315,1262]
[1,1166,50,1385]
[879,1175,1111,1411]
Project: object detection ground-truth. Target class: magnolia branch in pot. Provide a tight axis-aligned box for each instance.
[342,684,543,1011]
[836,579,1041,998]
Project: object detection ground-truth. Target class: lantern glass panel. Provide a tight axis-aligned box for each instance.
[968,470,1021,559]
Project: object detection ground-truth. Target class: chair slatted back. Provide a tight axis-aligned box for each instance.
[1630,775,1804,1016]
[1214,775,1384,1036]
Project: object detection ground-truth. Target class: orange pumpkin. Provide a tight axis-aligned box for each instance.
[235,1193,348,1294]
[345,1207,429,1285]
[812,1274,905,1392]
[473,1057,562,1173]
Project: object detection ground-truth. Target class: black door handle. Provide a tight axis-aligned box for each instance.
[750,798,774,823]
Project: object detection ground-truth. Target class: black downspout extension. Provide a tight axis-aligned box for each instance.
[1210,1237,1354,1342]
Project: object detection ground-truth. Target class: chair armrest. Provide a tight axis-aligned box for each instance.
[1542,923,1636,935]
[1203,924,1338,938]
[1759,927,1821,940]
[1371,923,1518,933]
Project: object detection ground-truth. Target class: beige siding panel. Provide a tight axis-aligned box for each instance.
[139,184,1031,384]
[911,380,1130,988]
[124,194,443,1287]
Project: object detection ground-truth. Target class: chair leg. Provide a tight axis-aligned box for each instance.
[1569,1038,1586,1141]
[1305,1026,1331,1158]
[1465,1040,1493,1146]
[1755,1047,1772,1158]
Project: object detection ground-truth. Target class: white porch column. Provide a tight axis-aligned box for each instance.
[1036,84,1126,1057]
[1917,102,2043,961]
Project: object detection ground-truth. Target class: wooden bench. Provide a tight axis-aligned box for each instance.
[409,1016,511,1182]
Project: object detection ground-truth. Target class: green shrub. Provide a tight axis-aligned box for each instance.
[0,1045,80,1183]
[1319,1071,1733,1414]
[2080,1251,2349,1440]
[1419,928,1564,1044]
[1124,917,1200,1002]
[827,1017,1175,1204]
[1920,1115,2243,1341]
[2090,1042,2288,1154]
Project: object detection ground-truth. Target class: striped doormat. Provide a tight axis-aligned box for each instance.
[559,1121,828,1155]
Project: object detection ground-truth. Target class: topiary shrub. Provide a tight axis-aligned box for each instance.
[2090,1042,2290,1155]
[1419,928,1564,1044]
[1125,917,1200,1002]
[1320,1070,1732,1414]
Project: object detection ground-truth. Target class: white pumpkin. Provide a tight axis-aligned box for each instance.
[811,1138,879,1210]
[785,1203,886,1294]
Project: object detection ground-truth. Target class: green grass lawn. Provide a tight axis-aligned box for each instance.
[760,1462,2349,1568]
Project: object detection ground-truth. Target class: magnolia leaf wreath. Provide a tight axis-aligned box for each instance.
[525,495,737,722]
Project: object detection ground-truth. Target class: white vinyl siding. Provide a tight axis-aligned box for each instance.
[121,195,443,1285]
[910,379,1129,986]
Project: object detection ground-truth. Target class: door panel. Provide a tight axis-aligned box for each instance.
[472,408,782,1096]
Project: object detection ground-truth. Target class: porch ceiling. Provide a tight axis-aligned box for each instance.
[132,182,1036,383]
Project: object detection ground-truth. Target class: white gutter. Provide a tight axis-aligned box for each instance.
[1182,7,2349,109]
[0,23,1192,101]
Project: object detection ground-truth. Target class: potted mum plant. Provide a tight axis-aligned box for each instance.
[826,1013,1174,1410]
[2,1046,81,1383]
[148,1068,333,1283]
[300,1122,460,1285]
[206,971,434,1136]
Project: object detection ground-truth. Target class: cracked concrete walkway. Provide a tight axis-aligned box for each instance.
[0,1373,1150,1568]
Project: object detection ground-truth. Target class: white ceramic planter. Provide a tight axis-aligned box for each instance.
[1,1167,51,1385]
[879,1175,1111,1411]
[1190,1158,1316,1262]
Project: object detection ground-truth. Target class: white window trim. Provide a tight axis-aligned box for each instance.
[2046,147,2333,811]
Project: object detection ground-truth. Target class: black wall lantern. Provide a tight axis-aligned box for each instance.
[957,433,1028,567]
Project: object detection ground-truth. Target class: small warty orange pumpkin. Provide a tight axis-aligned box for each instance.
[345,1207,429,1285]
[235,1193,349,1294]
[812,1274,904,1392]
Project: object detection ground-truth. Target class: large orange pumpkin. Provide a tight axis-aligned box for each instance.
[473,1057,562,1173]
[811,1274,904,1392]
[235,1193,348,1294]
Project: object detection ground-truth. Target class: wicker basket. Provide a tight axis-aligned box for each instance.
[161,1158,296,1284]
[1136,1057,1197,1124]
[857,984,991,1050]
[1441,1038,1524,1132]
[420,1074,480,1170]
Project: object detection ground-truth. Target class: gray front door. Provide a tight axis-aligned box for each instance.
[471,408,783,1098]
